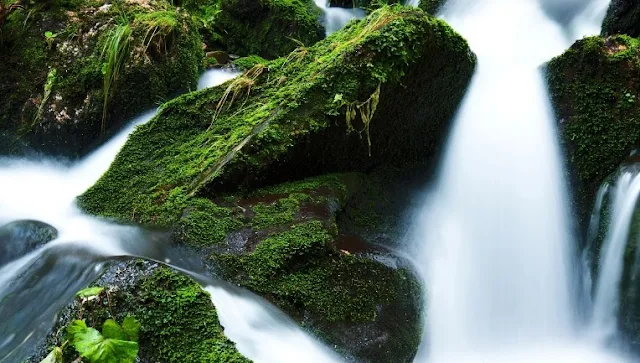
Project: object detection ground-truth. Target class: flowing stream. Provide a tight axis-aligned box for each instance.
[313,0,365,35]
[2,1,640,363]
[586,158,640,344]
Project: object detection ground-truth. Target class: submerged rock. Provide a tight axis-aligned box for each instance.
[547,35,640,222]
[0,0,203,157]
[215,0,325,59]
[602,0,640,37]
[0,220,58,265]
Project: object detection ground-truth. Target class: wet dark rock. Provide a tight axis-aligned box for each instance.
[0,219,58,265]
[602,0,640,37]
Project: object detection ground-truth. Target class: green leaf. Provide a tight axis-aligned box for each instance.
[44,31,54,38]
[102,319,126,340]
[81,338,138,363]
[68,319,139,363]
[40,347,62,363]
[121,316,140,342]
[67,319,89,341]
[76,286,104,298]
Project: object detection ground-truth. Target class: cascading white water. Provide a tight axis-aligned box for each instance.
[588,162,640,343]
[406,0,634,362]
[0,70,342,363]
[313,0,365,35]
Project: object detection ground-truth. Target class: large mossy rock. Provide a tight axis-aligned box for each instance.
[79,5,474,362]
[602,0,640,37]
[215,0,324,59]
[547,35,640,221]
[0,0,203,156]
[80,5,475,224]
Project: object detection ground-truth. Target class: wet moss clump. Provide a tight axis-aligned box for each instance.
[547,35,640,221]
[215,0,324,59]
[80,5,475,227]
[0,0,203,156]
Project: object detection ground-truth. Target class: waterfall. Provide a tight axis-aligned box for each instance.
[313,0,365,35]
[588,162,640,343]
[0,70,341,363]
[405,0,632,362]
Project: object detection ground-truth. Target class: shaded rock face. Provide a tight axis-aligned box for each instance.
[602,0,640,37]
[548,35,640,351]
[216,0,325,59]
[0,0,203,157]
[546,35,640,225]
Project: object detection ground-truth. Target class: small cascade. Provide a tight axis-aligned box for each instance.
[0,69,341,363]
[587,160,640,343]
[313,0,365,35]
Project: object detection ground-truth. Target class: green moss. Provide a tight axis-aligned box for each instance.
[80,6,475,227]
[175,198,244,246]
[215,0,324,59]
[232,55,269,70]
[214,221,406,323]
[418,0,445,15]
[123,268,249,362]
[0,0,203,156]
[547,35,640,219]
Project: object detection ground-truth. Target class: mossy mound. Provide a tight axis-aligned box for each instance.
[36,263,250,362]
[547,35,640,221]
[189,173,422,363]
[80,5,475,225]
[0,0,202,156]
[602,0,640,37]
[215,0,324,59]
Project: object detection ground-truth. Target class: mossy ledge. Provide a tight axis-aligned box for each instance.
[547,35,640,222]
[79,5,476,226]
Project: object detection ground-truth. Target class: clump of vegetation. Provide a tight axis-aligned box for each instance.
[40,287,141,363]
[0,0,203,156]
[101,22,131,133]
[547,35,640,220]
[215,0,325,59]
[122,268,250,362]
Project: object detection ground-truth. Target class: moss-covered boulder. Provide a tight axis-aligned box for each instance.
[547,35,640,221]
[80,5,475,224]
[0,0,203,156]
[77,5,474,361]
[602,0,640,37]
[215,0,324,59]
[29,262,250,362]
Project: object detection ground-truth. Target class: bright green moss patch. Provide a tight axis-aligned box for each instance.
[80,6,475,227]
[174,198,244,247]
[216,0,324,59]
[123,268,250,362]
[547,35,640,219]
